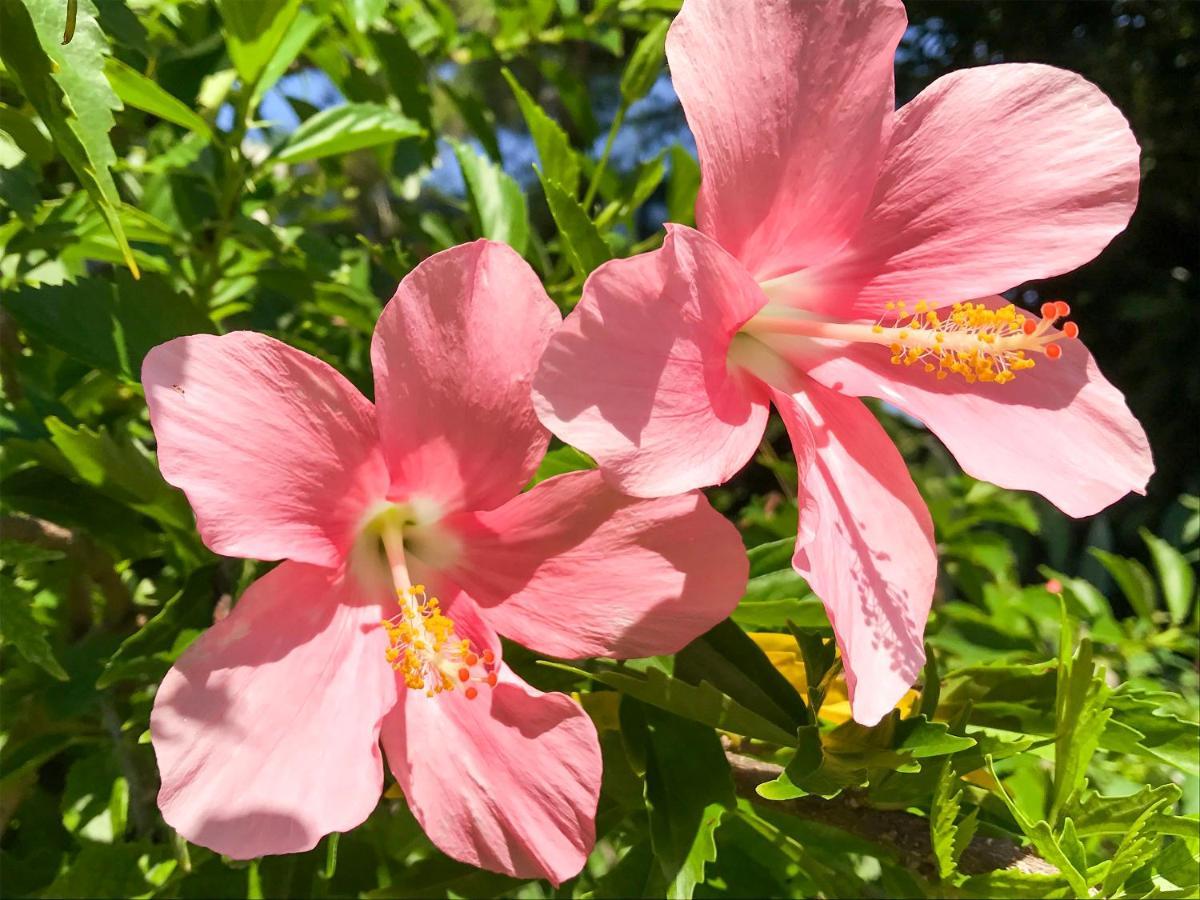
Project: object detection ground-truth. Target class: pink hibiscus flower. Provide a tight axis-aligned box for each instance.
[532,0,1152,726]
[142,240,746,883]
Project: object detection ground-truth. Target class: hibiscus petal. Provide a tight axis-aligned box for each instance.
[804,300,1153,517]
[533,225,770,498]
[372,240,560,513]
[382,595,600,886]
[143,333,389,567]
[152,562,396,858]
[667,0,906,279]
[789,63,1141,317]
[445,469,747,659]
[771,382,935,727]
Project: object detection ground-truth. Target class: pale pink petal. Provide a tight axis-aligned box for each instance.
[533,225,770,498]
[152,562,396,858]
[372,240,560,513]
[445,469,746,659]
[382,595,600,886]
[783,64,1141,317]
[803,301,1153,517]
[667,0,906,279]
[772,382,935,727]
[143,333,389,567]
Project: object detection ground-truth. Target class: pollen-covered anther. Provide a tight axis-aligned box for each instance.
[380,585,498,699]
[875,299,1080,385]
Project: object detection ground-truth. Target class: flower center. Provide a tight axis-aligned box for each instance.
[368,508,495,701]
[742,300,1079,385]
[381,585,496,698]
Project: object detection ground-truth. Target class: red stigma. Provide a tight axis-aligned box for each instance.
[1045,344,1062,360]
[1022,319,1037,335]
[465,686,478,700]
[1040,302,1058,319]
[485,673,497,687]
[482,649,495,664]
[457,667,470,682]
[1063,321,1079,339]
[465,653,478,666]
[1053,300,1071,318]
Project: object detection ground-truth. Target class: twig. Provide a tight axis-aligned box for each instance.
[726,751,1058,878]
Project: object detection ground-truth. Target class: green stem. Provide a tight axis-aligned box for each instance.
[581,102,626,211]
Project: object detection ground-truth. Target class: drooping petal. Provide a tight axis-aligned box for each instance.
[803,301,1153,517]
[771,381,935,727]
[667,0,906,279]
[533,225,770,498]
[143,333,389,567]
[445,469,747,659]
[152,562,396,858]
[382,595,600,886]
[372,240,560,514]
[781,64,1141,318]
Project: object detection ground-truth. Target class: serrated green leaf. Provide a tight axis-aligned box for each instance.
[539,171,611,276]
[97,566,216,688]
[0,0,137,275]
[453,141,529,255]
[2,271,215,381]
[0,579,69,680]
[1050,633,1112,824]
[642,705,734,899]
[503,69,579,194]
[1102,799,1173,896]
[541,661,797,745]
[620,18,670,105]
[46,417,193,530]
[1141,527,1196,624]
[1070,783,1183,836]
[931,760,967,880]
[105,57,212,138]
[275,103,423,163]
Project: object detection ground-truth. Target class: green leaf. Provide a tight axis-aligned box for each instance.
[0,540,66,566]
[676,619,811,734]
[104,57,212,138]
[620,19,671,105]
[539,171,612,276]
[503,69,579,194]
[527,445,595,487]
[216,0,300,88]
[1070,783,1183,836]
[62,751,127,842]
[97,566,216,688]
[642,705,735,899]
[46,417,193,530]
[1101,798,1173,896]
[453,141,529,255]
[372,28,434,138]
[0,0,138,275]
[1050,632,1111,824]
[931,759,977,882]
[1140,527,1196,623]
[667,145,700,226]
[1090,547,1159,620]
[275,103,423,163]
[250,8,325,106]
[0,579,69,680]
[2,271,215,381]
[542,661,797,745]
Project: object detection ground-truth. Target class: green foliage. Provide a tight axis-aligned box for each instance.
[1,1,1197,899]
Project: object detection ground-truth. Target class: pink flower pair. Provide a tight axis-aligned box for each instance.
[145,241,747,883]
[144,0,1153,885]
